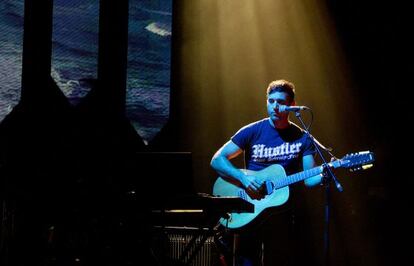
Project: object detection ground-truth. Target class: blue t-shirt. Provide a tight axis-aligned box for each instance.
[231,118,315,175]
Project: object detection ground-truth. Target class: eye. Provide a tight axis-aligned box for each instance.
[268,99,275,104]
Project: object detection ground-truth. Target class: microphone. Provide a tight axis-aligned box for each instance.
[279,105,309,112]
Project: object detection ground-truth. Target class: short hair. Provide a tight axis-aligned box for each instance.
[266,79,295,101]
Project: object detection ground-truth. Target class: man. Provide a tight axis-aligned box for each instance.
[210,79,322,265]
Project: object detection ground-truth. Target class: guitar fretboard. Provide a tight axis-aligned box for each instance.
[272,159,346,189]
[273,166,324,189]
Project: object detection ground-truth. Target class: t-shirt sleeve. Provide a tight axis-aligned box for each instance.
[230,123,255,150]
[301,134,316,156]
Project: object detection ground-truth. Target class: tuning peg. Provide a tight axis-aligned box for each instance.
[350,167,361,172]
[362,164,373,170]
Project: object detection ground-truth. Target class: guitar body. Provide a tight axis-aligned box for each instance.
[212,164,290,229]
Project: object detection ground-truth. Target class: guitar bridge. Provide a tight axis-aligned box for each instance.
[264,181,274,195]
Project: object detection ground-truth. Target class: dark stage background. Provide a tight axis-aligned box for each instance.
[0,1,412,266]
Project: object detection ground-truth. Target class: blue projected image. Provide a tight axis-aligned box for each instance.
[0,0,172,144]
[51,0,173,143]
[0,0,24,122]
[127,0,172,144]
[51,0,99,105]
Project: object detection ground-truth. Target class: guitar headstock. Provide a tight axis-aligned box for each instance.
[339,151,375,172]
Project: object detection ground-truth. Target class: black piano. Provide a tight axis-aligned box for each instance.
[150,192,254,228]
[122,152,254,223]
[149,193,254,266]
[122,152,254,265]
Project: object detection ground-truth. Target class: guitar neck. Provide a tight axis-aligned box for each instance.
[273,165,325,189]
[271,151,374,189]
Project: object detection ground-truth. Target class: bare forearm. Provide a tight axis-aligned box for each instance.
[303,154,322,187]
[304,175,322,187]
[211,155,246,183]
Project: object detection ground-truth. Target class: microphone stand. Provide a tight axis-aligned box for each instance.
[293,111,343,266]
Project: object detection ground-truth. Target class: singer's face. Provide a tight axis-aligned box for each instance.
[267,91,291,122]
